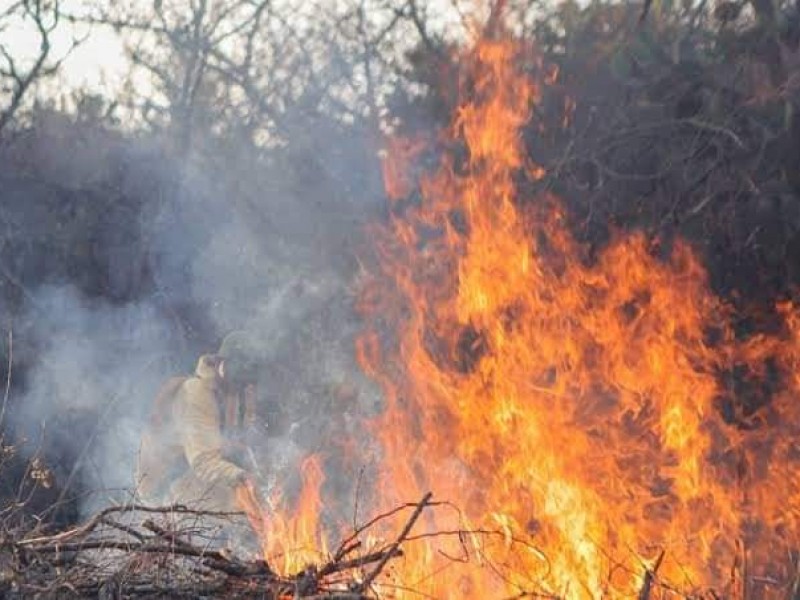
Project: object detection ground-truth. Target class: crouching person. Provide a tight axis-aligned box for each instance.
[137,332,264,550]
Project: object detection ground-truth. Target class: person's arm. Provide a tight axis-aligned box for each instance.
[174,379,247,486]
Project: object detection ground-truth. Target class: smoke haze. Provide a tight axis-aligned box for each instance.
[2,109,386,519]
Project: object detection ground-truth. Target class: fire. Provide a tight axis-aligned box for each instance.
[381,135,428,202]
[238,20,800,600]
[237,454,329,575]
[355,30,800,600]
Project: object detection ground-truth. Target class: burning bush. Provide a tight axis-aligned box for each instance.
[355,22,800,600]
[4,1,800,599]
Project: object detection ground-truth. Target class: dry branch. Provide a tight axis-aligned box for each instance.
[357,491,432,593]
[0,501,408,599]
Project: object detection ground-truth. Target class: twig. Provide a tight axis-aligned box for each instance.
[99,516,146,542]
[17,503,245,546]
[332,540,362,564]
[0,328,10,430]
[332,497,448,562]
[638,550,665,600]
[358,491,432,592]
[788,552,800,600]
[319,547,403,577]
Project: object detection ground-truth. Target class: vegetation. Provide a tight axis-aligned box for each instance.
[1,0,799,594]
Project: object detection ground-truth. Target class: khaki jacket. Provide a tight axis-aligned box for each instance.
[138,354,256,505]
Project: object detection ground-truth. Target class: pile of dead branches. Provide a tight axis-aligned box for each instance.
[0,495,429,600]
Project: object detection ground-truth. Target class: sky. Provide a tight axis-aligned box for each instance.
[0,0,126,97]
[0,0,473,105]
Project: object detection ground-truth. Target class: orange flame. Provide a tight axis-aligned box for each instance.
[381,135,428,202]
[354,33,800,599]
[236,455,329,575]
[237,25,800,600]
[235,478,269,544]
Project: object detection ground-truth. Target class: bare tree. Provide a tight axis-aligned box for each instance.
[75,1,451,154]
[80,1,306,155]
[0,0,83,136]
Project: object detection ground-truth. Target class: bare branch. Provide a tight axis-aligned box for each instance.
[0,0,83,135]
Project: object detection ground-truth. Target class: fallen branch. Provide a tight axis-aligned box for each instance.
[638,550,665,600]
[357,491,433,592]
[0,501,407,599]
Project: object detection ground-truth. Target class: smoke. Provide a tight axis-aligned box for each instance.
[13,286,179,513]
[3,106,387,521]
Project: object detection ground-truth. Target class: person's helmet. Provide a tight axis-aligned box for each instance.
[218,330,262,385]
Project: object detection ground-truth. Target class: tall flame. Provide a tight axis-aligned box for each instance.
[354,33,800,598]
[237,454,329,575]
[236,25,800,599]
